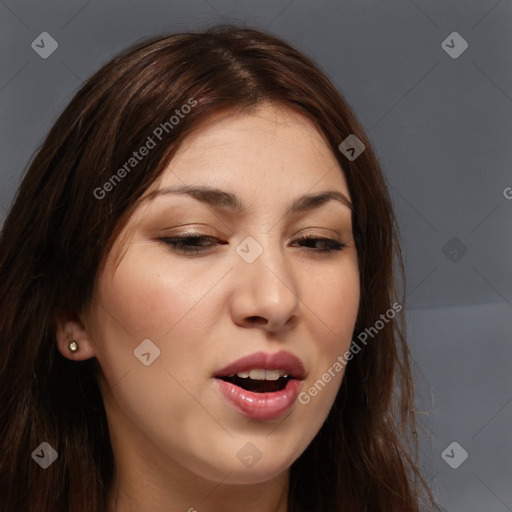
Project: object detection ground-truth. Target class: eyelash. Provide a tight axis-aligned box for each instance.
[159,232,347,255]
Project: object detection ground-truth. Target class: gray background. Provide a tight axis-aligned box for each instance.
[1,0,511,510]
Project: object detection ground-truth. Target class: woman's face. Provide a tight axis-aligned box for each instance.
[79,103,360,485]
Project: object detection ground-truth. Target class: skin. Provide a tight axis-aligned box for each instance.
[56,103,360,512]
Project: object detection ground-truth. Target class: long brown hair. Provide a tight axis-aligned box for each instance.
[0,24,437,511]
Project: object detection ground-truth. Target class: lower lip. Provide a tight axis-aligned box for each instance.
[214,378,302,420]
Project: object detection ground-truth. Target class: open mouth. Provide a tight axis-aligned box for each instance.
[213,355,305,420]
[216,375,292,393]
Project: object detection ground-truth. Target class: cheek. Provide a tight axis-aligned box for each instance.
[89,246,231,390]
[300,259,359,409]
[308,258,360,341]
[96,247,224,341]
[90,249,223,437]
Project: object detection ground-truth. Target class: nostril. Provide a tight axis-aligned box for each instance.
[247,316,267,326]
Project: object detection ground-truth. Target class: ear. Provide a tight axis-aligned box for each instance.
[55,309,96,361]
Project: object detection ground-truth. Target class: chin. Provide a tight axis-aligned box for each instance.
[185,451,295,485]
[221,461,291,485]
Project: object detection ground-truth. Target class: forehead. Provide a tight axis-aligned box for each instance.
[148,103,350,204]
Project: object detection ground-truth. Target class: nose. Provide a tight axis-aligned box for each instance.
[229,238,301,333]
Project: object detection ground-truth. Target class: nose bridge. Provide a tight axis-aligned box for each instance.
[237,229,290,282]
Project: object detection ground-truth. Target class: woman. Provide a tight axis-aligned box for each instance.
[0,24,438,511]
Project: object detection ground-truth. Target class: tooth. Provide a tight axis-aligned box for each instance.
[265,369,280,381]
[249,369,266,380]
[234,369,290,380]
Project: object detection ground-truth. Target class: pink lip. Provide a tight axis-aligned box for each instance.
[214,377,303,420]
[213,350,306,379]
[212,350,306,420]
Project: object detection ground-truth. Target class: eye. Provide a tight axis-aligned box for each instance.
[293,234,347,253]
[159,233,224,255]
[159,232,348,255]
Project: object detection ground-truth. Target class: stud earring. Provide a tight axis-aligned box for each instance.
[69,341,79,352]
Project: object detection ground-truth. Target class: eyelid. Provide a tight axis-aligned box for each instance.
[158,226,218,237]
[293,226,344,239]
[158,230,349,256]
[162,227,346,241]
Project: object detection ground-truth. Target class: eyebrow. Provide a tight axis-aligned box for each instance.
[142,184,353,214]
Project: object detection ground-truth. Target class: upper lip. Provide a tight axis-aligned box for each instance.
[213,350,306,380]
